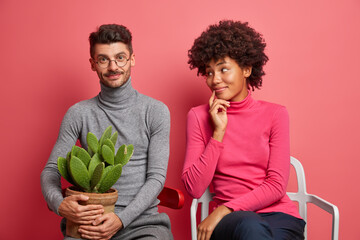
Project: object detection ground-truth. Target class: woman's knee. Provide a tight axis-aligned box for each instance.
[235,212,265,226]
[212,211,273,240]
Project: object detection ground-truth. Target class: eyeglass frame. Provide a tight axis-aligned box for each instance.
[92,53,131,69]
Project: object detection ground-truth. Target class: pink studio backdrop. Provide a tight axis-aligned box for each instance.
[1,0,359,239]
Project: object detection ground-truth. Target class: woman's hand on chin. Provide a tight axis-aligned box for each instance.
[209,91,230,142]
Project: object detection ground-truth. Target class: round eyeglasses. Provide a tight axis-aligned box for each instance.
[94,54,130,69]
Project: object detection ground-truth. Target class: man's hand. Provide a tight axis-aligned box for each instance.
[197,205,232,240]
[58,194,104,225]
[78,212,123,240]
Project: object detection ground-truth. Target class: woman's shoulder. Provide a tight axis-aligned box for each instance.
[256,100,288,112]
[190,103,209,112]
[186,104,212,128]
[188,104,209,118]
[255,100,289,125]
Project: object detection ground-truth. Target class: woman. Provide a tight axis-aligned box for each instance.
[181,20,306,240]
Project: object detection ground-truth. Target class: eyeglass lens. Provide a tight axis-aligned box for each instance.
[97,54,129,68]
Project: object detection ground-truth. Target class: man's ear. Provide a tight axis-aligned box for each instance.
[130,53,135,67]
[89,58,96,71]
[243,66,252,77]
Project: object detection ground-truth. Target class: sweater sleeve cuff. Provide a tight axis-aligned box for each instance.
[54,198,64,216]
[115,211,130,228]
[223,202,237,212]
[209,137,225,147]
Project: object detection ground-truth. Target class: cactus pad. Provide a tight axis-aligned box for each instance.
[115,144,134,166]
[90,162,104,190]
[71,145,81,157]
[77,147,91,168]
[102,145,114,165]
[99,126,112,147]
[69,156,90,191]
[57,157,73,184]
[110,131,118,146]
[88,153,101,178]
[98,164,122,193]
[87,132,99,153]
[103,138,115,154]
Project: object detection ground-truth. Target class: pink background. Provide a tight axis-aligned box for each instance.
[1,0,359,239]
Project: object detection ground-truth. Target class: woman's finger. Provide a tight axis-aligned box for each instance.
[209,99,230,113]
[209,98,230,108]
[209,91,216,107]
[197,225,203,240]
[210,105,227,114]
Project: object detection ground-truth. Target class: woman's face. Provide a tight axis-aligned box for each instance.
[205,56,252,102]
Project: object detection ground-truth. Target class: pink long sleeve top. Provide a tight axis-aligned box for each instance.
[181,92,301,219]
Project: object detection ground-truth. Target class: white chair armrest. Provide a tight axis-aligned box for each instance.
[190,199,199,240]
[307,194,340,240]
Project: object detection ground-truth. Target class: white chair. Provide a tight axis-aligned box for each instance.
[190,156,339,240]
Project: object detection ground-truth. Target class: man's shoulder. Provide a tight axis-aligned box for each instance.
[66,97,98,115]
[137,93,169,112]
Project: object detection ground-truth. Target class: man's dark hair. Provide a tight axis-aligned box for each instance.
[188,20,269,90]
[89,24,133,58]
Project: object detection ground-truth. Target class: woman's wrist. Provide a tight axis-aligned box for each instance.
[213,129,226,142]
[216,205,232,217]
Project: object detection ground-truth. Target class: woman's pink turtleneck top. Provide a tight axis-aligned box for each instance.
[181,92,301,218]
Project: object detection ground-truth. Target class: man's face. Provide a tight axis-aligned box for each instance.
[90,42,135,88]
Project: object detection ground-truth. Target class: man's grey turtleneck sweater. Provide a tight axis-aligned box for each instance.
[41,78,170,228]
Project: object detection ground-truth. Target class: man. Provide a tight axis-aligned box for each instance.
[41,24,172,240]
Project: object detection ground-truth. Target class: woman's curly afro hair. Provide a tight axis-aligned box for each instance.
[188,20,269,90]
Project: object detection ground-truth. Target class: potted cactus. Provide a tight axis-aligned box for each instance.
[57,125,134,238]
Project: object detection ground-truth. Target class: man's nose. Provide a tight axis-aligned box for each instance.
[108,60,119,70]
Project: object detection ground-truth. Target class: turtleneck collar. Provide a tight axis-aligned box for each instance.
[97,77,137,110]
[227,90,256,113]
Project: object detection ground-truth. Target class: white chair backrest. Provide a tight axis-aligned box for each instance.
[190,156,339,240]
[287,156,339,240]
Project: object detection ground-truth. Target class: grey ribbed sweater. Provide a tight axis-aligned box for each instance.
[41,78,170,228]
